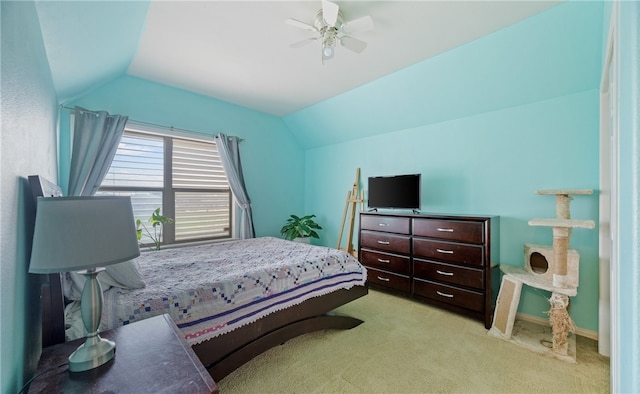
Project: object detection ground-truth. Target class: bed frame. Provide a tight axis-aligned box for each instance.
[193,285,367,380]
[31,176,368,381]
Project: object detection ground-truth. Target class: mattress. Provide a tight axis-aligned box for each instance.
[66,237,367,345]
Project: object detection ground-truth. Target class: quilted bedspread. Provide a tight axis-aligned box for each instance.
[99,237,366,345]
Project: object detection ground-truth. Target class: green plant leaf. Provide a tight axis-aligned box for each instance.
[150,208,173,228]
[280,213,322,240]
[136,208,173,250]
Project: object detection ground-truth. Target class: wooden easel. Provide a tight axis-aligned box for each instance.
[337,168,364,257]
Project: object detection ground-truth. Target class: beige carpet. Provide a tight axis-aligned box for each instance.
[217,289,610,393]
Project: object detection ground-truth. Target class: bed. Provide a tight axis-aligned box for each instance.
[30,176,368,381]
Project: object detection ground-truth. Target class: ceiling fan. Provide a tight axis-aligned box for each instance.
[286,0,374,64]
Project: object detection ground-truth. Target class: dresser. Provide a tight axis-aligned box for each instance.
[359,212,499,328]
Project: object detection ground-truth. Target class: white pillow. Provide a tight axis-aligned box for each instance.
[64,301,84,341]
[104,260,146,289]
[63,260,145,300]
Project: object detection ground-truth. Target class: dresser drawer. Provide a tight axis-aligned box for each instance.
[413,218,484,244]
[413,238,484,267]
[361,249,411,275]
[413,259,484,290]
[367,267,411,292]
[361,231,411,254]
[361,215,411,235]
[413,279,484,312]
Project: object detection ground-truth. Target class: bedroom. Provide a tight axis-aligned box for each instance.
[1,0,638,393]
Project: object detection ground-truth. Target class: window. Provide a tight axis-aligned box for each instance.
[98,129,232,247]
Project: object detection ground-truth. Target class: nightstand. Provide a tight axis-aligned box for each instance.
[29,314,218,393]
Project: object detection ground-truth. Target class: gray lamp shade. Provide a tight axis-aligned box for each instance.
[29,196,140,273]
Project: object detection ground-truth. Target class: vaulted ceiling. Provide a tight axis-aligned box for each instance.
[35,1,560,117]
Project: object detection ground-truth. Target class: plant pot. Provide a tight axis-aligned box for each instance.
[293,237,311,244]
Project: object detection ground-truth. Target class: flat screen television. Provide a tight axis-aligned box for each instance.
[367,174,421,210]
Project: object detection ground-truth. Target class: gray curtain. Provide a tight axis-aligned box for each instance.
[68,107,128,196]
[215,133,255,239]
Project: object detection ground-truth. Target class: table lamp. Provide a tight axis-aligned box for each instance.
[29,196,140,372]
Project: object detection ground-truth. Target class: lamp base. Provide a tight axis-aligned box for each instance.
[69,334,116,372]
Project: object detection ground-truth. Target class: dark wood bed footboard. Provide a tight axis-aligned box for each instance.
[42,279,368,382]
[192,285,368,381]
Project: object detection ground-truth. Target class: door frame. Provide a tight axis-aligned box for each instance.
[599,1,618,390]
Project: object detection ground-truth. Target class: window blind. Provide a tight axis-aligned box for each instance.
[102,133,164,188]
[98,129,232,246]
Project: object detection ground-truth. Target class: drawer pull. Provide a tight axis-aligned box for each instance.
[377,276,390,282]
[436,291,454,298]
[436,248,454,254]
[377,258,391,263]
[436,270,454,276]
[377,240,390,245]
[378,223,389,227]
[437,228,454,232]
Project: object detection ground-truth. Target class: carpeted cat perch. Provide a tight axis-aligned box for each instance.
[489,189,594,362]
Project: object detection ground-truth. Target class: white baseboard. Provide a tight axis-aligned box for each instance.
[516,312,598,341]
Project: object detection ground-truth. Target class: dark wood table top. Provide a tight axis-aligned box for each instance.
[29,314,218,393]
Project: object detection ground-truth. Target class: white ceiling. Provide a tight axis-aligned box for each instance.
[37,1,561,117]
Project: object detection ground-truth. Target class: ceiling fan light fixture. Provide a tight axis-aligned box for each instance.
[286,0,373,64]
[323,44,334,59]
[321,27,336,61]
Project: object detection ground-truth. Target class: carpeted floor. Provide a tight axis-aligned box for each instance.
[217,289,610,393]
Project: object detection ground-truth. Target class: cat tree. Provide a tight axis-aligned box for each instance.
[489,189,594,362]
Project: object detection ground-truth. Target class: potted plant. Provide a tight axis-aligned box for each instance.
[280,214,322,243]
[136,208,173,250]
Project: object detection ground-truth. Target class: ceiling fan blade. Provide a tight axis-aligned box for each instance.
[341,15,374,34]
[340,35,367,54]
[322,0,340,27]
[290,37,318,48]
[286,18,317,32]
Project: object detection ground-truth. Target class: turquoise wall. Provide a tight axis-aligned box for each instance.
[63,75,305,238]
[0,1,59,392]
[292,1,604,332]
[34,0,150,102]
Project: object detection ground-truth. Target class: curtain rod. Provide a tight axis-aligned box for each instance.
[59,104,243,141]
[59,104,100,116]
